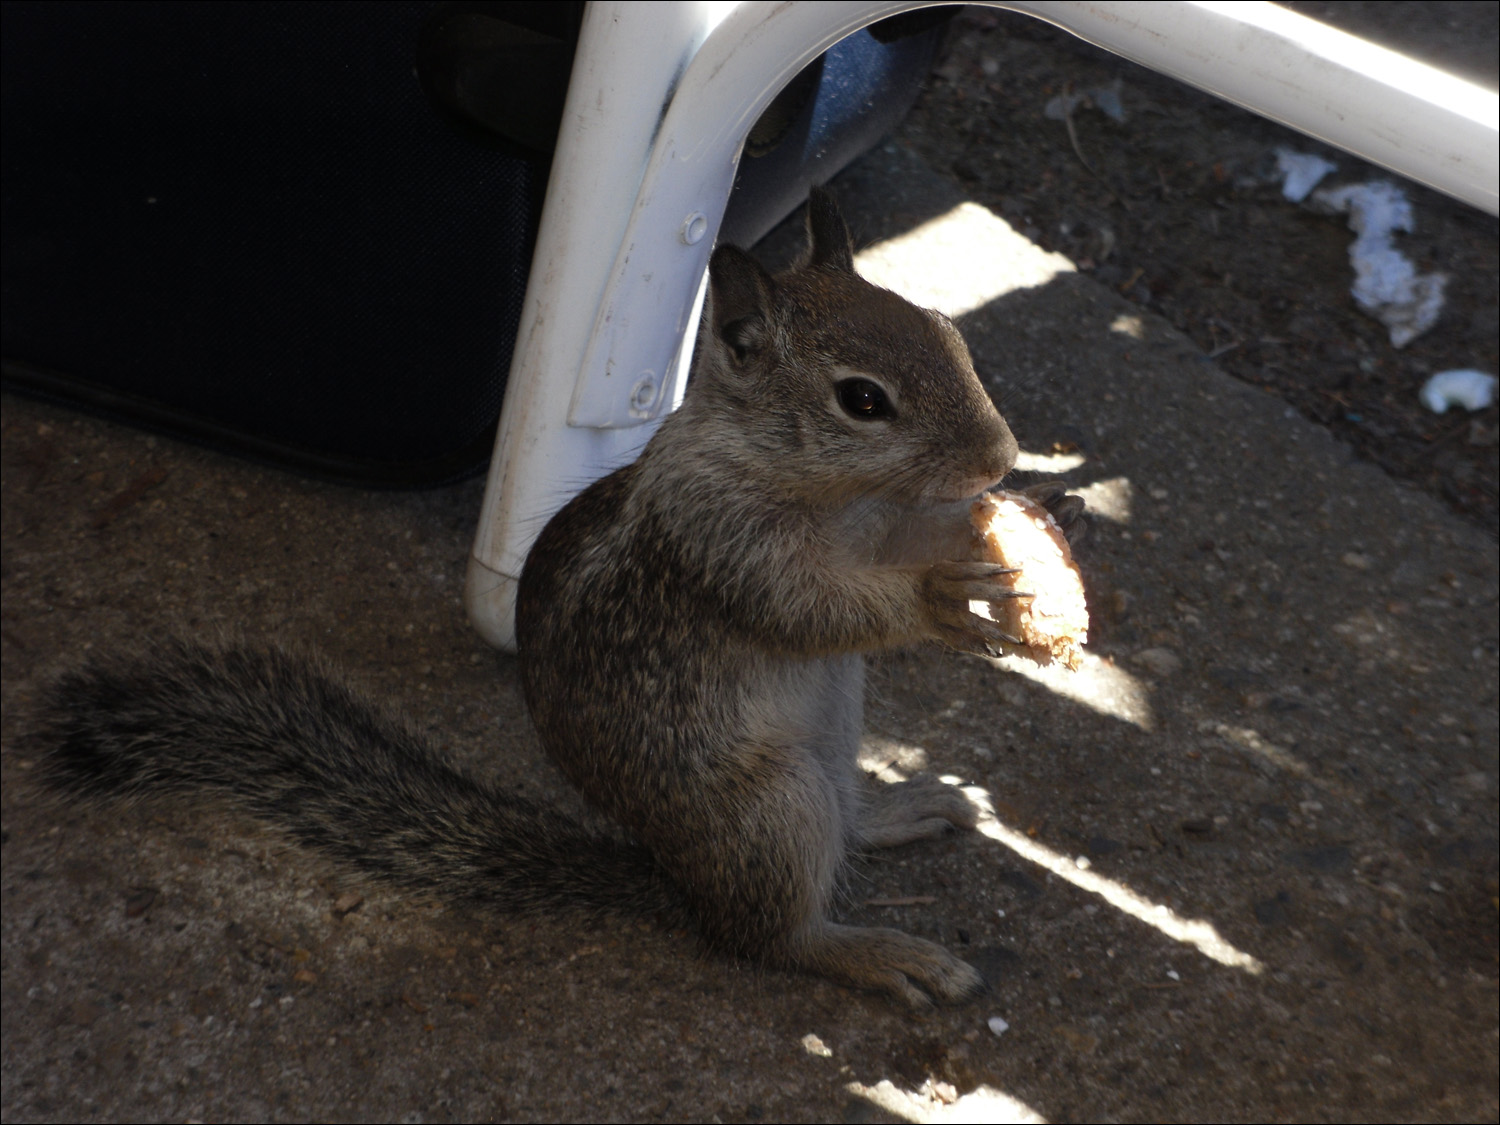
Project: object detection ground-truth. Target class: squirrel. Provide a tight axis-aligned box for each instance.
[38,191,1083,1007]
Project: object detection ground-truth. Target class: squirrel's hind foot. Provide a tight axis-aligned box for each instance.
[791,923,985,1008]
[859,774,981,848]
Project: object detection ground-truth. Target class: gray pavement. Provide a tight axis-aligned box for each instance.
[3,17,1497,1125]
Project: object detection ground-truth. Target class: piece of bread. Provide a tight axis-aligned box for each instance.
[970,490,1089,669]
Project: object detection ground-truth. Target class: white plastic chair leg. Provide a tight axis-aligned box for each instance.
[467,0,1499,650]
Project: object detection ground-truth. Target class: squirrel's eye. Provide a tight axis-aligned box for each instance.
[836,378,893,420]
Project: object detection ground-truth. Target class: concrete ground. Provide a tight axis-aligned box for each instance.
[3,7,1496,1124]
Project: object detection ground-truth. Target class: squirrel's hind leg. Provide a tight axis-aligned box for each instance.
[660,747,980,1006]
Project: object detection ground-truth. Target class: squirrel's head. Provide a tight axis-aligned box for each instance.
[687,189,1017,505]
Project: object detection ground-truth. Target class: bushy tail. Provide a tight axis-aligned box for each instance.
[38,640,686,923]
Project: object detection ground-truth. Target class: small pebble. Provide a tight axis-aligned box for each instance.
[1134,647,1182,677]
[801,1033,832,1058]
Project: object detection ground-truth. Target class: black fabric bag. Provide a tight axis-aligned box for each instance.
[2,1,948,485]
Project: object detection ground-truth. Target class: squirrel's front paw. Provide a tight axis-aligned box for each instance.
[921,560,1029,655]
[1014,481,1088,546]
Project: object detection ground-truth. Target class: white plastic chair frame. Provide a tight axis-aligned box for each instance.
[465,0,1500,650]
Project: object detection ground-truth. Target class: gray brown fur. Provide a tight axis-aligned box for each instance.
[517,192,1080,1005]
[40,640,686,923]
[39,193,1082,1007]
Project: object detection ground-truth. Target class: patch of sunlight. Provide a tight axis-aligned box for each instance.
[853,202,1076,317]
[1070,476,1132,523]
[859,733,932,779]
[1201,721,1312,777]
[1013,449,1087,473]
[848,1079,1047,1124]
[986,650,1154,731]
[1109,313,1146,339]
[956,793,1264,974]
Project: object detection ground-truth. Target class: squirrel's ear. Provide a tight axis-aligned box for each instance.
[803,188,855,274]
[709,244,775,362]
